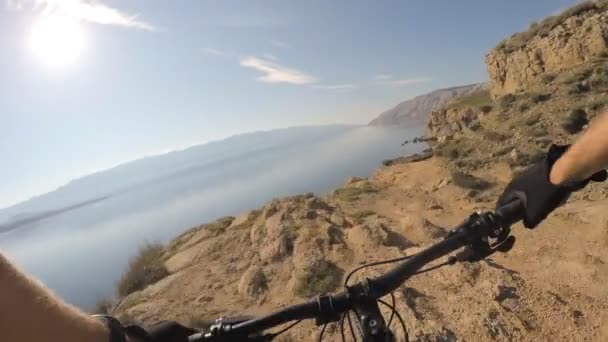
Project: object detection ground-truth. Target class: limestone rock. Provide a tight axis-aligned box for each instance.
[486,9,608,97]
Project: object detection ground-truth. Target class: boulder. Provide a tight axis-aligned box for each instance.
[237,266,268,299]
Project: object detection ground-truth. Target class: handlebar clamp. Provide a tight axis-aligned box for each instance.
[314,294,341,326]
[453,211,515,262]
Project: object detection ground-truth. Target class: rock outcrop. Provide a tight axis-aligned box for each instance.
[486,3,608,98]
[426,106,482,138]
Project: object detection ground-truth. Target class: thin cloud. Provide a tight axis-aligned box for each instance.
[374,74,393,80]
[240,56,316,85]
[262,53,278,61]
[7,0,155,31]
[204,48,228,56]
[270,39,288,48]
[314,84,357,91]
[375,76,431,87]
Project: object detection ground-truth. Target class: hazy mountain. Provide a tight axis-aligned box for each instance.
[368,83,486,126]
[0,125,422,229]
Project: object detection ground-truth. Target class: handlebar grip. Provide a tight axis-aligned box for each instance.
[495,199,524,227]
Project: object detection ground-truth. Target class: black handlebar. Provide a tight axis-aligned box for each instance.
[189,200,524,341]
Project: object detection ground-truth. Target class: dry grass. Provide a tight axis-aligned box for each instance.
[117,243,169,297]
[333,182,378,201]
[448,90,492,110]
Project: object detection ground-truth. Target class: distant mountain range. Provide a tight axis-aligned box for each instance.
[368,83,486,126]
[0,125,372,227]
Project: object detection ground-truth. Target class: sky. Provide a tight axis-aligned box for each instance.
[0,0,580,209]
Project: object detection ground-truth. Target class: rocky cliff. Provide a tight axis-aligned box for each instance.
[426,1,608,176]
[486,1,608,98]
[368,84,485,126]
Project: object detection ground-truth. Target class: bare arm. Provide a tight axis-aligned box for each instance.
[551,112,608,184]
[0,252,112,342]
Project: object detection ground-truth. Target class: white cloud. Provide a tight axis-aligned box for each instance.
[240,56,316,85]
[374,76,431,87]
[270,39,288,48]
[7,0,155,30]
[314,84,357,91]
[204,48,227,56]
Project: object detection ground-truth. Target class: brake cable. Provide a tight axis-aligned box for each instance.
[267,320,302,340]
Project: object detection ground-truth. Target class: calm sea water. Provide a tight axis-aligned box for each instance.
[0,125,424,309]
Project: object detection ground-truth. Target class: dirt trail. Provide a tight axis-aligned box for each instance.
[114,156,608,341]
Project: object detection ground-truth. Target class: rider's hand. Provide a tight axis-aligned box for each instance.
[497,144,607,228]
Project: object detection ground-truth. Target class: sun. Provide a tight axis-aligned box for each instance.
[29,15,86,68]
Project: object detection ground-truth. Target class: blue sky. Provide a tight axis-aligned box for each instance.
[0,0,578,208]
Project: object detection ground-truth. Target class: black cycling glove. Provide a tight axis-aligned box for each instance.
[497,144,607,229]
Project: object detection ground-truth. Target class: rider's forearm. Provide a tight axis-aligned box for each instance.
[0,252,110,342]
[550,112,608,184]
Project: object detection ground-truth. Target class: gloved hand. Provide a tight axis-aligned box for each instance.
[497,144,607,228]
[124,321,198,342]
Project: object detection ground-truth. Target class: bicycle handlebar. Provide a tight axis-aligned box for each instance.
[189,200,524,341]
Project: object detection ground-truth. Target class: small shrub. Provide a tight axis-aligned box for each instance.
[587,99,606,112]
[571,81,591,94]
[479,105,493,114]
[483,130,510,142]
[541,74,556,84]
[564,67,594,85]
[524,113,541,126]
[117,243,169,297]
[435,143,465,161]
[531,93,551,103]
[590,71,608,89]
[295,260,343,297]
[334,182,377,201]
[450,170,492,191]
[498,94,516,108]
[562,109,588,134]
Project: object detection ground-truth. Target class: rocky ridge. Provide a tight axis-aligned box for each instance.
[486,1,608,97]
[368,84,485,126]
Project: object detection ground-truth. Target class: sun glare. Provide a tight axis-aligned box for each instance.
[29,15,85,68]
